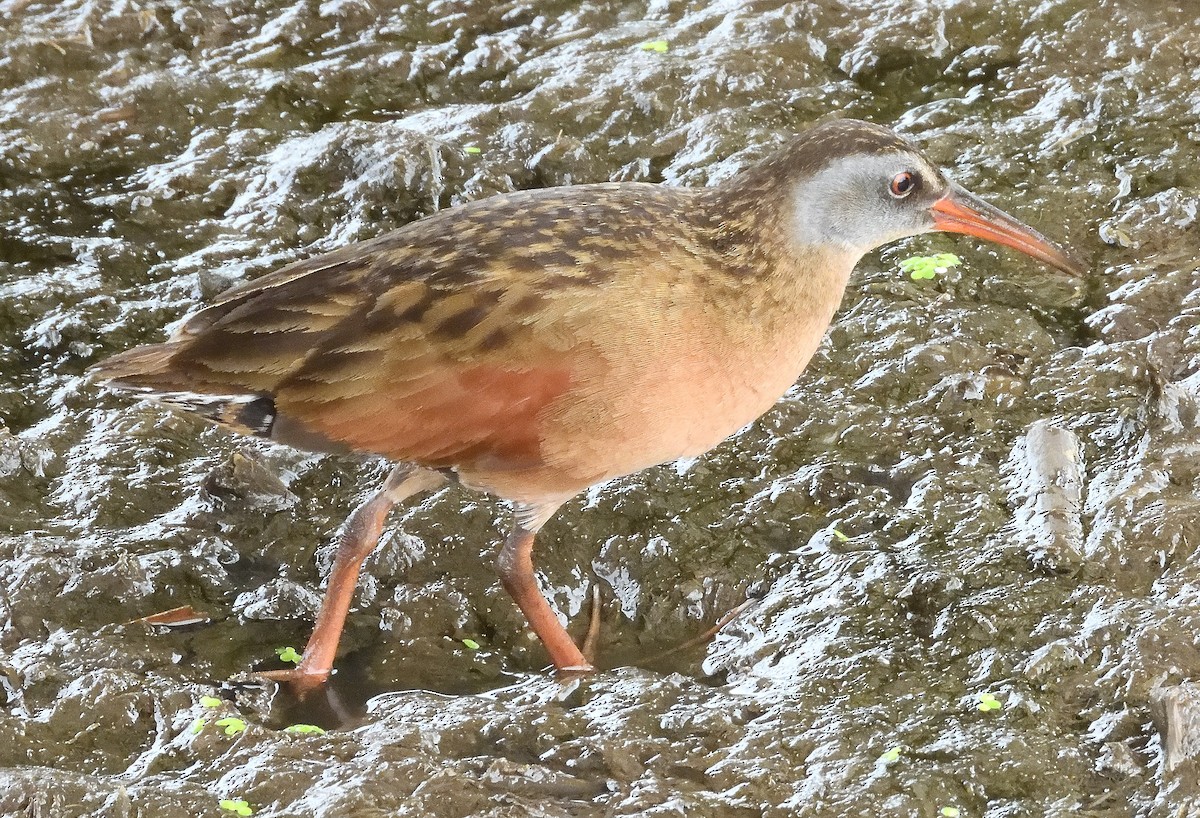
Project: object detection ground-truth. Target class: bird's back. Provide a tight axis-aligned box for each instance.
[94,182,774,497]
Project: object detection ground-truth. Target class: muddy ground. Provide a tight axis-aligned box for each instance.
[1,0,1200,816]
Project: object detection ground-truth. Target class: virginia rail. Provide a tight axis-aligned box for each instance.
[92,119,1085,692]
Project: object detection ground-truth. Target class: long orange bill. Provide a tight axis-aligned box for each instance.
[930,184,1086,277]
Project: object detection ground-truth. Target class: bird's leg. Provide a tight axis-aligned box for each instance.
[497,504,593,672]
[258,463,445,696]
[581,583,603,665]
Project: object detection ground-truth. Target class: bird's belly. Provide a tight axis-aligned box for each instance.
[451,258,855,506]
[608,361,784,461]
[469,323,824,504]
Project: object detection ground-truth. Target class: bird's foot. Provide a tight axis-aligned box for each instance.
[642,596,760,666]
[550,583,604,678]
[252,666,331,699]
[579,583,603,666]
[551,658,595,689]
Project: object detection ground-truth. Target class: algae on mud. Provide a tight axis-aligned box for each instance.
[1,0,1200,817]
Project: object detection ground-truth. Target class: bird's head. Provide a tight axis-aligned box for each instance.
[771,119,1085,276]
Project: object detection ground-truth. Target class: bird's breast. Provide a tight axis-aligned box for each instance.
[481,267,851,502]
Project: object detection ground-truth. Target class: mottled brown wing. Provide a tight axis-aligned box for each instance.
[99,183,702,471]
[261,266,591,471]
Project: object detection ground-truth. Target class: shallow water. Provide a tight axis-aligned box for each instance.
[2,0,1200,816]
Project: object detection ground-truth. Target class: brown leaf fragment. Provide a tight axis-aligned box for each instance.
[126,605,212,628]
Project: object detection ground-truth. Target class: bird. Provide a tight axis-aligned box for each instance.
[91,119,1085,694]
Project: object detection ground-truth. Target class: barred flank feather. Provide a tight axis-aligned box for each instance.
[106,387,277,438]
[158,392,276,437]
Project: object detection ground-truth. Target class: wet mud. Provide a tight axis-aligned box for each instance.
[2,0,1200,816]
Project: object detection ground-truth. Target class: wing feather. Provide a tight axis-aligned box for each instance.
[92,183,705,473]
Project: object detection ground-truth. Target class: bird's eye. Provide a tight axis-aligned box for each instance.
[889,171,916,198]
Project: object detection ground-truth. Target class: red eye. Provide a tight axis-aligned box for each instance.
[889,171,916,198]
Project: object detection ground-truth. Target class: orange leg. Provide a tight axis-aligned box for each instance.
[496,512,593,672]
[259,464,444,696]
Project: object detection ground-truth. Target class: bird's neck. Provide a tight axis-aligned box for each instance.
[699,177,862,329]
[690,178,862,404]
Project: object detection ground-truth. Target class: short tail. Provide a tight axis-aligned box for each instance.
[90,343,277,438]
[88,342,187,391]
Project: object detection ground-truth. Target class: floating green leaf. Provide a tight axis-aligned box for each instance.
[463,146,482,155]
[285,723,326,735]
[462,638,481,650]
[831,528,849,543]
[940,807,960,818]
[200,695,223,709]
[879,745,902,763]
[216,716,247,736]
[977,692,1002,712]
[899,252,961,281]
[275,646,302,664]
[190,717,207,735]
[639,40,669,52]
[219,798,253,816]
